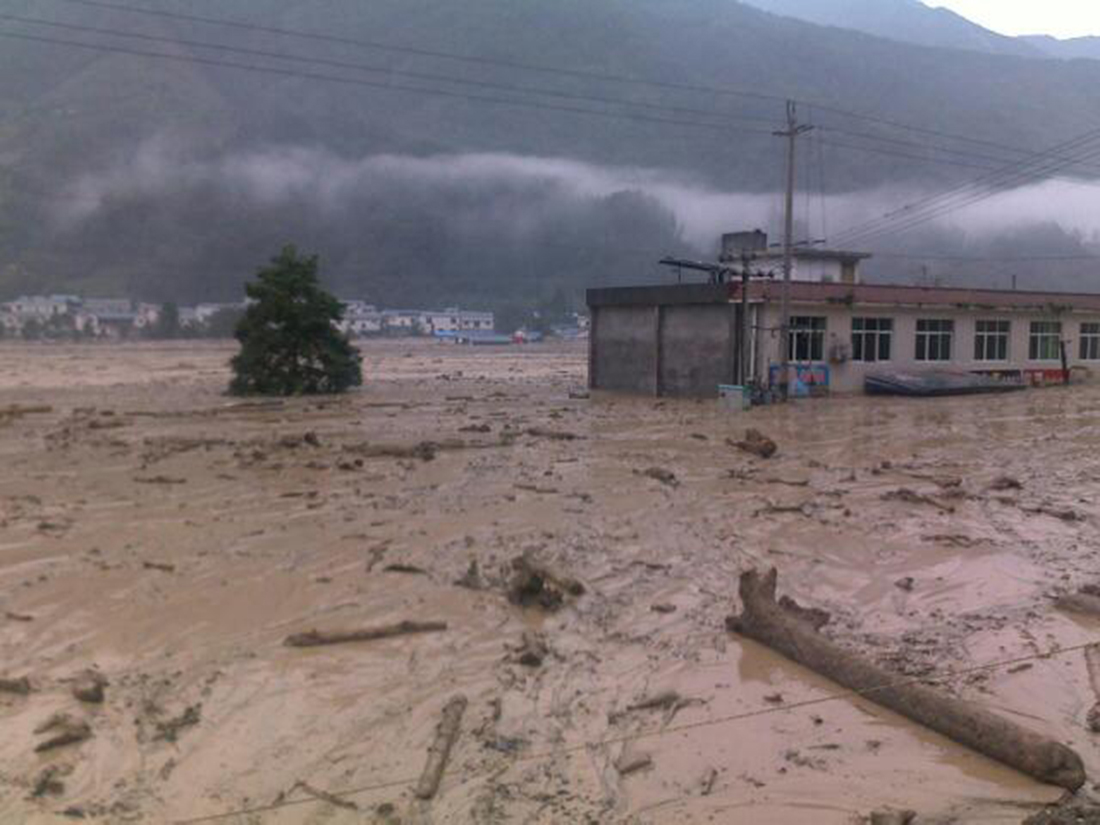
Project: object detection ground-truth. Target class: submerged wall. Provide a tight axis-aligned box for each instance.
[588,285,738,398]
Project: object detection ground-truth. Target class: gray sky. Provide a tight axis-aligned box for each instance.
[924,1,1100,38]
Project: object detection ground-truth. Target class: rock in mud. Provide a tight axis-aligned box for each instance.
[509,631,551,668]
[990,475,1023,491]
[733,429,778,459]
[71,669,108,704]
[639,467,679,487]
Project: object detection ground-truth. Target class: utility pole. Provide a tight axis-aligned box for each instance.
[775,101,813,400]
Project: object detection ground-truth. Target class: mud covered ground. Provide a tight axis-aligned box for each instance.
[1,340,1100,824]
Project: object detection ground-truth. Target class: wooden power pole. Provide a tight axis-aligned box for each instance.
[774,101,813,400]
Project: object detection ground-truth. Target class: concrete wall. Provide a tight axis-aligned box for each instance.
[758,303,1100,393]
[589,302,736,397]
[658,305,734,396]
[590,305,659,394]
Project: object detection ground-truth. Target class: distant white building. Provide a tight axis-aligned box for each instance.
[381,310,427,335]
[178,306,200,329]
[1,295,82,335]
[340,301,383,337]
[423,308,495,336]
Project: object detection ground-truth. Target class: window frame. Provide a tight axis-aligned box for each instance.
[1028,321,1063,362]
[915,318,954,362]
[788,316,826,363]
[1080,322,1100,361]
[973,319,1010,363]
[851,317,894,363]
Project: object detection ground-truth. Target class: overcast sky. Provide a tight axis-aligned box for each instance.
[924,1,1100,38]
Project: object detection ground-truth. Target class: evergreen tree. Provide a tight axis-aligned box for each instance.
[229,245,362,396]
[154,302,181,339]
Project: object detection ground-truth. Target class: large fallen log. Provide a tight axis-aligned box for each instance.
[284,621,447,648]
[726,568,1085,791]
[414,695,468,800]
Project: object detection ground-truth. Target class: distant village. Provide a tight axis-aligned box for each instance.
[0,295,589,343]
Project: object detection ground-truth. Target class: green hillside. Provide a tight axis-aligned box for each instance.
[2,0,1100,303]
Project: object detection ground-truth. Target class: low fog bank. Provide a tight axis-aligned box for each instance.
[8,143,1100,307]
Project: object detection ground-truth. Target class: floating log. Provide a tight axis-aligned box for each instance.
[0,676,31,695]
[291,780,358,811]
[726,568,1085,791]
[1054,592,1100,616]
[414,695,468,800]
[285,621,447,648]
[33,714,92,752]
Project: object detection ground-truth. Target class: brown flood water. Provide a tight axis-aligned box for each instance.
[0,340,1098,823]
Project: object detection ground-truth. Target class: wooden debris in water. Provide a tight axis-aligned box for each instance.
[0,676,32,695]
[728,568,1086,791]
[34,714,92,752]
[414,695,468,800]
[284,620,447,648]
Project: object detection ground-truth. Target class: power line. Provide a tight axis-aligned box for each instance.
[871,252,1100,262]
[842,139,1100,246]
[171,635,1100,824]
[49,0,1100,172]
[11,11,1092,180]
[4,23,1077,188]
[835,127,1100,239]
[0,12,784,130]
[820,138,1011,173]
[831,128,1100,245]
[0,29,778,141]
[50,0,786,104]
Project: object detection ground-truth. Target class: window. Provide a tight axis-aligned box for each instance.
[788,316,826,362]
[1029,321,1062,361]
[852,317,893,362]
[974,320,1010,362]
[1082,323,1100,361]
[916,319,954,362]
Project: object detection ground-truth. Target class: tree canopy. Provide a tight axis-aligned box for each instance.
[229,246,362,396]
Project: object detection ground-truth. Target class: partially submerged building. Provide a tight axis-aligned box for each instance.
[588,238,1100,397]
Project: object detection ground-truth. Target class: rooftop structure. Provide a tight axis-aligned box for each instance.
[588,279,1100,397]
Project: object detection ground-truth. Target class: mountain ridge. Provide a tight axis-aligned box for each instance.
[3,0,1100,303]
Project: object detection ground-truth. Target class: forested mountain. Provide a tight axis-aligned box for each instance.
[1022,35,1100,61]
[739,0,1040,56]
[742,0,1100,63]
[3,0,1100,305]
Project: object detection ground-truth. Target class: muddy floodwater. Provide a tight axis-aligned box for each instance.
[2,340,1100,824]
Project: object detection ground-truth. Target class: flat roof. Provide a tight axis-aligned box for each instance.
[749,280,1100,311]
[588,281,1100,312]
[756,249,872,263]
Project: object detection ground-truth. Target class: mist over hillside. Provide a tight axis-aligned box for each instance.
[3,0,1100,306]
